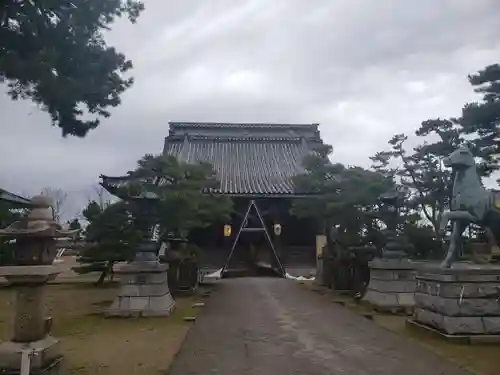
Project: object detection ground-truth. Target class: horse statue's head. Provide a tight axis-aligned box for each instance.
[443,147,475,170]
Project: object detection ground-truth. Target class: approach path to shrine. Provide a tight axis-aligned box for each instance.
[167,278,471,375]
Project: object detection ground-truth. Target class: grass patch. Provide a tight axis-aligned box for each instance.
[0,281,209,375]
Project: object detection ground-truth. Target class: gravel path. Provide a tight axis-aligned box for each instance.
[168,278,472,375]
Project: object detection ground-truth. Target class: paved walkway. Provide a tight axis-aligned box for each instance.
[168,278,472,375]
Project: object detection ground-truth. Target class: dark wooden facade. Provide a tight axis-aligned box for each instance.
[189,197,317,270]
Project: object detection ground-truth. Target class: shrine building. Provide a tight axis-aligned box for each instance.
[101,122,326,277]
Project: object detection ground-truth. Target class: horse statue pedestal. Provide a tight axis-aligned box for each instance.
[409,263,500,341]
[362,258,417,313]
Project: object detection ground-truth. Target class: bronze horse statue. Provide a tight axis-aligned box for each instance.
[439,147,500,267]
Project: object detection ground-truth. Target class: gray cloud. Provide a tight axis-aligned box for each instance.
[1,0,499,219]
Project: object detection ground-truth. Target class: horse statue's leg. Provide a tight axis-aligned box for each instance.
[441,220,468,268]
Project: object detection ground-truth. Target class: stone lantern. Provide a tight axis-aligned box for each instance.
[99,178,175,317]
[0,195,78,374]
[362,188,417,313]
[378,189,413,259]
[107,228,176,317]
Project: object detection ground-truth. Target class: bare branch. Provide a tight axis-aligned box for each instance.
[40,187,68,222]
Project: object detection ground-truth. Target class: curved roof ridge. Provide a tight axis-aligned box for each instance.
[169,121,319,128]
[165,135,313,142]
[167,121,322,142]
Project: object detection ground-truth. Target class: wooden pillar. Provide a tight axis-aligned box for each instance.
[272,204,282,265]
[315,218,328,285]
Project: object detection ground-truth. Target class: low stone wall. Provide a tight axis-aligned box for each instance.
[413,264,500,335]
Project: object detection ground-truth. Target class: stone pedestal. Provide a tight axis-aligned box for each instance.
[363,258,417,312]
[412,264,500,336]
[0,266,62,374]
[314,257,326,286]
[107,261,175,317]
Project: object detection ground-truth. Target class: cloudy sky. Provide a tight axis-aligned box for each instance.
[1,0,499,220]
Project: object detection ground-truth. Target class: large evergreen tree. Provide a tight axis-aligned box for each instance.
[125,154,233,239]
[0,202,22,228]
[67,218,81,231]
[73,200,140,285]
[368,62,500,258]
[0,0,144,137]
[371,117,462,238]
[74,155,233,285]
[460,63,500,177]
[291,144,392,246]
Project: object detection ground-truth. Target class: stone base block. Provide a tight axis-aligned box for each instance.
[0,336,61,374]
[363,290,415,310]
[362,258,417,311]
[407,319,500,344]
[413,307,500,335]
[107,295,176,317]
[412,263,500,335]
[107,261,175,317]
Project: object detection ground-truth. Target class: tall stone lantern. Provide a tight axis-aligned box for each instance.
[377,189,413,259]
[106,197,176,317]
[97,175,176,317]
[0,195,78,374]
[363,188,417,313]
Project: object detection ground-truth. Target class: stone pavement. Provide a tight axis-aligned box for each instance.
[168,278,472,375]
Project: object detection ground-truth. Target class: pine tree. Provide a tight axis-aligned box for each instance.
[291,144,391,245]
[125,154,233,238]
[0,0,144,137]
[73,200,140,285]
[460,63,500,176]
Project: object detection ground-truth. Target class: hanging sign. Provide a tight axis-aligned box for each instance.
[316,235,327,257]
[224,224,232,237]
[495,197,500,210]
[273,223,282,236]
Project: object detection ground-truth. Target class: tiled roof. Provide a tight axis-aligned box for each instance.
[0,188,32,206]
[101,122,325,197]
[164,122,323,196]
[168,122,321,141]
[163,139,308,195]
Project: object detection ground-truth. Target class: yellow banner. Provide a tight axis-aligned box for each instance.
[224,224,232,237]
[316,235,327,257]
[494,197,500,210]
